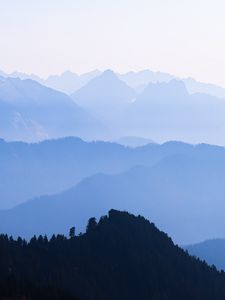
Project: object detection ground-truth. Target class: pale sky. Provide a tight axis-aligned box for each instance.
[0,0,225,86]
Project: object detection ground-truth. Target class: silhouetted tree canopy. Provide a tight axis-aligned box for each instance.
[69,227,76,239]
[86,217,97,233]
[1,210,225,300]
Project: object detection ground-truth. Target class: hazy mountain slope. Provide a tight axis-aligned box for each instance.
[183,77,225,99]
[118,69,174,89]
[0,69,101,95]
[0,137,167,209]
[0,76,103,142]
[45,70,101,94]
[2,68,225,99]
[45,71,80,94]
[2,137,218,209]
[2,142,225,243]
[0,70,44,83]
[72,70,136,118]
[1,210,225,300]
[115,136,155,147]
[71,70,136,137]
[119,70,225,99]
[125,80,225,145]
[185,239,225,271]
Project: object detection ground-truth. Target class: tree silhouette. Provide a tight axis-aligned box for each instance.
[1,210,225,300]
[86,217,97,233]
[69,227,75,238]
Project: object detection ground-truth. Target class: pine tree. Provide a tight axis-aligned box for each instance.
[69,227,75,238]
[86,217,97,233]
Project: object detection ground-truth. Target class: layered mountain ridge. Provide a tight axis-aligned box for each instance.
[2,138,225,244]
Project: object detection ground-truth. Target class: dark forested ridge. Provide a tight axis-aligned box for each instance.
[1,210,225,300]
[0,278,77,300]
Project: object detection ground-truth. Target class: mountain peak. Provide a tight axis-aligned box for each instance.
[103,69,114,74]
[61,70,79,77]
[72,69,136,111]
[136,79,189,103]
[93,69,120,83]
[146,79,187,93]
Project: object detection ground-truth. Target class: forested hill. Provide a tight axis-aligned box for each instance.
[1,210,225,300]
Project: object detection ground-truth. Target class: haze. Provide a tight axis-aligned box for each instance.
[1,0,225,87]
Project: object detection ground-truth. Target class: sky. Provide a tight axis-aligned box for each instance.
[0,0,225,86]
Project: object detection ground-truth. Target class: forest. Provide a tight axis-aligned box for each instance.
[1,210,225,300]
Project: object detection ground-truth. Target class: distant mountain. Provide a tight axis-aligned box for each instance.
[0,69,101,95]
[2,68,225,99]
[2,141,225,243]
[183,77,225,99]
[45,71,80,94]
[115,136,155,147]
[10,71,44,83]
[134,79,189,104]
[0,76,103,142]
[1,210,225,300]
[4,136,224,210]
[0,137,165,209]
[0,70,44,83]
[185,239,225,271]
[2,70,225,144]
[45,70,101,94]
[118,70,225,99]
[72,70,136,119]
[118,69,174,90]
[126,79,225,145]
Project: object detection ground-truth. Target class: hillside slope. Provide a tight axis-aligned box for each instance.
[2,142,225,244]
[0,138,195,209]
[1,210,225,300]
[0,76,103,142]
[185,239,225,271]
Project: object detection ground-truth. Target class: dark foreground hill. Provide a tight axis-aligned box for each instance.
[1,210,225,300]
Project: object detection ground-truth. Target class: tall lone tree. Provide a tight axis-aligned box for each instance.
[69,227,75,238]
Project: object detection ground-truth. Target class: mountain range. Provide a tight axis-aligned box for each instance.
[124,79,225,145]
[0,76,103,142]
[2,68,225,99]
[0,136,163,209]
[2,70,225,145]
[2,138,225,244]
[71,72,225,145]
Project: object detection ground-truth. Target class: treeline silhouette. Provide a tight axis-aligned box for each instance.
[1,210,225,300]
